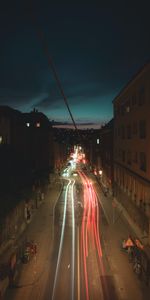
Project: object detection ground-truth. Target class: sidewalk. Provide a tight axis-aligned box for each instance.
[95,177,149,246]
[95,180,150,300]
[0,178,63,298]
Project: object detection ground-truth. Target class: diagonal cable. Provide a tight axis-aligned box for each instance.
[28,7,80,138]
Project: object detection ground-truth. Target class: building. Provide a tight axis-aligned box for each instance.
[0,106,55,216]
[113,62,150,243]
[0,105,22,151]
[52,128,73,172]
[99,119,114,194]
[81,129,101,171]
[0,106,32,222]
[22,109,53,181]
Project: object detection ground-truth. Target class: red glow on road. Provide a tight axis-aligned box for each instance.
[78,171,104,300]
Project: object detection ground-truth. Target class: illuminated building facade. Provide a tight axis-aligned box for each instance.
[113,62,150,243]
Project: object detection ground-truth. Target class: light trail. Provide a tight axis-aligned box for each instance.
[78,171,104,300]
[90,183,102,259]
[51,179,71,300]
[71,180,75,300]
[81,211,90,300]
[80,173,90,300]
[52,165,106,300]
[77,227,80,300]
[52,178,76,300]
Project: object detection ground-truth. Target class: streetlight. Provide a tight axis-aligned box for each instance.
[99,169,102,176]
[99,169,103,184]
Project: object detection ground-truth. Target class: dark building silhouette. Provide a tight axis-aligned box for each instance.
[22,109,53,181]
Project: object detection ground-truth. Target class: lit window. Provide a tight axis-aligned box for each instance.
[126,100,131,112]
[0,136,2,144]
[36,122,40,128]
[97,138,99,144]
[26,123,30,127]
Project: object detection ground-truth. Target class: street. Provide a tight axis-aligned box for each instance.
[4,170,150,300]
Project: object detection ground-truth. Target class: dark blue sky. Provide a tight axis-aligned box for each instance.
[0,0,150,126]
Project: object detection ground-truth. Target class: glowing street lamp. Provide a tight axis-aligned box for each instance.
[99,169,102,176]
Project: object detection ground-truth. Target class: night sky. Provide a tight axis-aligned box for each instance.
[0,0,150,127]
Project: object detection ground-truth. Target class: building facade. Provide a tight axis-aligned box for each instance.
[113,62,150,242]
[0,105,22,150]
[99,119,114,194]
[22,110,53,180]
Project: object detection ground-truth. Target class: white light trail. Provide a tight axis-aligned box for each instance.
[51,179,71,300]
[71,180,75,300]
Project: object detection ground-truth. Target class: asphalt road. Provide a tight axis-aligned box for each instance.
[5,170,148,300]
[45,174,118,300]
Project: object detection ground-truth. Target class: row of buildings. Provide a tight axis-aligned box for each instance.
[0,107,69,218]
[84,62,150,244]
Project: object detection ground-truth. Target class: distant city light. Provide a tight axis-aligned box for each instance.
[26,122,30,127]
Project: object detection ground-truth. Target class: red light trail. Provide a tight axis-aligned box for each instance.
[78,171,105,300]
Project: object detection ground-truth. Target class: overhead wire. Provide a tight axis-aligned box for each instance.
[28,5,81,142]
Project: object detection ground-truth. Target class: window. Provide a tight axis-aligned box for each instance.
[121,105,125,116]
[122,150,125,162]
[117,106,120,116]
[114,147,117,159]
[26,122,30,127]
[121,125,125,139]
[119,148,121,159]
[127,125,131,139]
[138,87,145,106]
[126,106,130,112]
[114,106,117,117]
[132,122,137,135]
[127,151,131,165]
[126,100,131,113]
[132,94,137,106]
[36,122,40,128]
[97,138,99,144]
[133,151,138,163]
[139,120,146,139]
[140,152,146,172]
